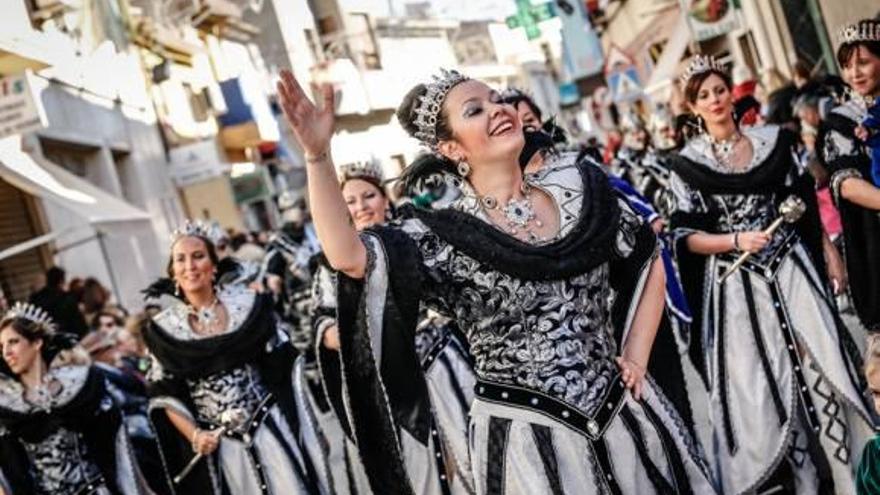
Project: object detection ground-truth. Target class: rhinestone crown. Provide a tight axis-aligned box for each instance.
[171,219,224,245]
[411,69,470,148]
[838,20,880,44]
[339,160,384,184]
[3,302,56,333]
[680,54,727,86]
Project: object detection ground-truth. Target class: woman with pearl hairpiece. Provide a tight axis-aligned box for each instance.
[0,302,155,495]
[278,64,716,494]
[820,18,880,336]
[668,54,875,494]
[141,222,319,495]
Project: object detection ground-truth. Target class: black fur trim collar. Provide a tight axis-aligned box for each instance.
[400,159,621,281]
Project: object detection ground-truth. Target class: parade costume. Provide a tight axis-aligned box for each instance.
[669,124,875,494]
[334,148,716,494]
[264,218,321,347]
[820,95,880,332]
[293,157,478,495]
[296,259,374,495]
[0,305,153,495]
[520,129,697,441]
[310,255,477,495]
[144,282,319,495]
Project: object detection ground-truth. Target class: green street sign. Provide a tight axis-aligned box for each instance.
[506,0,557,40]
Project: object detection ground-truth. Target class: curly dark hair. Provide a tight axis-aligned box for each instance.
[396,83,456,143]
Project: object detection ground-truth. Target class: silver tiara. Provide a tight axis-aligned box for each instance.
[500,87,531,101]
[412,69,470,148]
[838,21,880,44]
[339,161,384,184]
[680,55,727,86]
[4,302,56,333]
[170,219,223,245]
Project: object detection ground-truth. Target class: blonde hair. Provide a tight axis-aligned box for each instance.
[865,334,880,374]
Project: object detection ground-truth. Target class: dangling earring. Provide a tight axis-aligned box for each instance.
[696,115,706,136]
[174,280,180,297]
[457,160,471,178]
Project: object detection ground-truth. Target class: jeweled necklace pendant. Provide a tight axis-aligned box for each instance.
[708,132,742,168]
[502,197,535,228]
[189,297,220,332]
[479,182,545,243]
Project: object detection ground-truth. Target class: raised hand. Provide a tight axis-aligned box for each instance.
[277,69,335,158]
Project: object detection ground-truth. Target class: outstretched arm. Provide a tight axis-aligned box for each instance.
[277,70,367,278]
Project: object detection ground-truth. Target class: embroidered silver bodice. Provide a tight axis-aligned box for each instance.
[384,158,647,416]
[0,365,105,495]
[670,126,798,261]
[188,365,269,429]
[150,286,279,429]
[20,427,103,495]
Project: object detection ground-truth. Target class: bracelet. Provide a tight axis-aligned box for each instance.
[733,232,740,251]
[305,148,330,164]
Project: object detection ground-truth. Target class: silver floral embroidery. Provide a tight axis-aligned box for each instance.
[20,427,103,495]
[391,160,641,417]
[187,365,269,430]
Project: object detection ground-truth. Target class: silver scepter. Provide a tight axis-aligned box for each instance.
[717,195,806,284]
[174,408,247,485]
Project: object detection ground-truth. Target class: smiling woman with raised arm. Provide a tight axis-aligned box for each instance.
[668,55,875,495]
[278,69,716,494]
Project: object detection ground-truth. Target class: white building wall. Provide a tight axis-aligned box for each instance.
[3,6,184,309]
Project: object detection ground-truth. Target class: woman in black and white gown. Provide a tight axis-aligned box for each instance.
[277,68,716,494]
[143,223,319,495]
[304,160,478,495]
[668,55,875,495]
[0,303,153,495]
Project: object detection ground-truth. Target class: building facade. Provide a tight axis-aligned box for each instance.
[0,0,183,310]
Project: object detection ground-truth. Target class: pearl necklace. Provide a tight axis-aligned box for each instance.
[479,182,546,244]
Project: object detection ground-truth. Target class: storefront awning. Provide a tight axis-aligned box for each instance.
[0,135,151,224]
